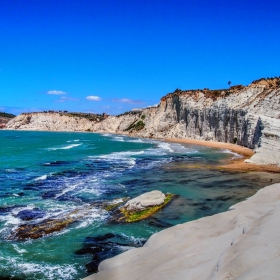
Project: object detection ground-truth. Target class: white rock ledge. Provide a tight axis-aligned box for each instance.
[84,183,280,280]
[124,190,166,211]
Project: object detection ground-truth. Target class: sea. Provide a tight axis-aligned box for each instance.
[0,130,278,279]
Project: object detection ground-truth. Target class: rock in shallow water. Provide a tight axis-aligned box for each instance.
[124,190,166,211]
[110,191,175,223]
[75,233,146,274]
[16,208,45,221]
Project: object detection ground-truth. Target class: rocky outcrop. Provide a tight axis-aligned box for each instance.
[124,190,166,211]
[0,112,15,129]
[83,183,280,280]
[6,78,280,166]
[110,191,174,223]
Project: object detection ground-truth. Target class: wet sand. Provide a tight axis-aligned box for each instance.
[165,138,280,173]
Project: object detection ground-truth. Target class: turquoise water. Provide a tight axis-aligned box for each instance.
[0,130,277,279]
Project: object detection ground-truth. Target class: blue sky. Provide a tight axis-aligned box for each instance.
[0,0,279,115]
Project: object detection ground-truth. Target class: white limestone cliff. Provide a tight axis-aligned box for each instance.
[7,78,280,166]
[83,183,280,280]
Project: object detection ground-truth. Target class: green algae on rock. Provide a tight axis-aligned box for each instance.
[121,193,174,223]
[111,191,175,223]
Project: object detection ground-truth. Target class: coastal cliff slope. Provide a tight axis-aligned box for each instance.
[0,112,15,128]
[84,183,280,280]
[7,78,280,166]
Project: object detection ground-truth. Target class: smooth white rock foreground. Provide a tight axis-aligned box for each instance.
[124,190,166,211]
[84,183,280,280]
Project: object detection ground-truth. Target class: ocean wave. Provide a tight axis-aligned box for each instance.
[219,149,243,159]
[12,244,27,254]
[157,142,174,152]
[113,136,124,142]
[34,174,48,181]
[55,183,81,199]
[156,141,198,154]
[0,255,78,280]
[127,138,144,143]
[47,144,82,151]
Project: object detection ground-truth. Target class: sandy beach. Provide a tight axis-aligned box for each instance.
[165,138,280,173]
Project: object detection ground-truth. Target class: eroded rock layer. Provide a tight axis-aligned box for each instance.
[7,78,280,166]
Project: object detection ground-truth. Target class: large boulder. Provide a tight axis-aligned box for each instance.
[124,190,166,211]
[110,191,174,223]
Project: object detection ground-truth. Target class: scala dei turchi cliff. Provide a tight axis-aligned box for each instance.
[7,77,280,167]
[83,183,280,280]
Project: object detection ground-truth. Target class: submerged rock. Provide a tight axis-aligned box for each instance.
[9,205,100,240]
[16,208,45,221]
[9,215,76,240]
[8,198,124,241]
[75,233,146,274]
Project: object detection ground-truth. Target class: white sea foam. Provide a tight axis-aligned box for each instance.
[55,184,81,199]
[3,215,21,226]
[0,256,79,280]
[100,150,145,159]
[127,138,144,143]
[47,144,82,151]
[157,142,174,152]
[34,174,48,181]
[67,139,80,143]
[219,149,243,159]
[13,244,27,254]
[113,136,124,142]
[75,210,107,229]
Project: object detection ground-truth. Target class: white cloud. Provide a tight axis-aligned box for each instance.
[47,90,66,95]
[86,96,101,101]
[112,98,144,104]
[54,96,78,103]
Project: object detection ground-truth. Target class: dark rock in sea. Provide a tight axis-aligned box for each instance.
[17,192,25,196]
[76,233,146,274]
[23,186,40,191]
[215,195,233,201]
[0,276,24,280]
[42,190,60,199]
[199,205,211,211]
[9,215,76,240]
[8,204,100,240]
[16,208,45,221]
[85,257,99,274]
[56,194,83,203]
[148,217,173,228]
[0,205,26,215]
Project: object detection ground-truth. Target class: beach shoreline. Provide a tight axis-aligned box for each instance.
[3,129,280,172]
[165,137,280,173]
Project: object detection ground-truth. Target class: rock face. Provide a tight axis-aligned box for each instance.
[0,112,15,129]
[7,78,280,166]
[124,190,166,211]
[83,183,280,280]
